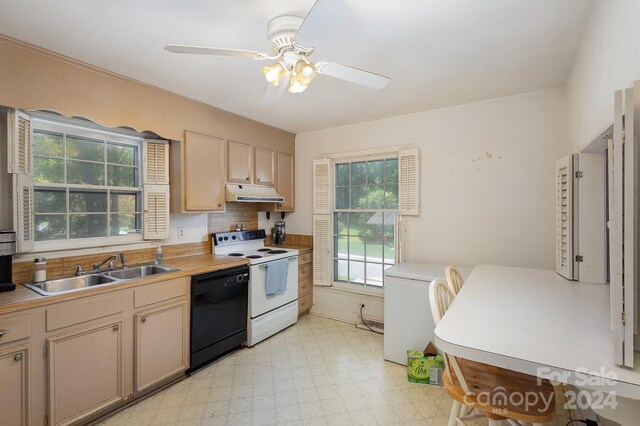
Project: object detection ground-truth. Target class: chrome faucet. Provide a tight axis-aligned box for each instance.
[93,252,126,272]
[66,265,84,276]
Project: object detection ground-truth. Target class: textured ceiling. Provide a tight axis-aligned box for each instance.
[0,0,595,133]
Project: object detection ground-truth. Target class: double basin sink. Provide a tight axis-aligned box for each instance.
[25,264,179,296]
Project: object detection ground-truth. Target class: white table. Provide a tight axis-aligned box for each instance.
[434,265,640,401]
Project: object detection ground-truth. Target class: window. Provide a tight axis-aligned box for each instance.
[32,117,143,247]
[333,157,398,287]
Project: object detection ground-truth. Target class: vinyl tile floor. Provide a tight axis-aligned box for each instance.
[100,314,572,425]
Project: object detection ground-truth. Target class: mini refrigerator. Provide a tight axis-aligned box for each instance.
[383,263,471,365]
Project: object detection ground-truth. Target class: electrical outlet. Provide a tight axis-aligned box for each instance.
[177,227,185,239]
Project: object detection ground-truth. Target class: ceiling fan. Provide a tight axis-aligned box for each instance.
[164,0,390,104]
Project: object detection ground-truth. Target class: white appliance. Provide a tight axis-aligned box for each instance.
[212,229,299,346]
[383,263,471,365]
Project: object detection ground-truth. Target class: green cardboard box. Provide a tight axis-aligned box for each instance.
[407,342,444,385]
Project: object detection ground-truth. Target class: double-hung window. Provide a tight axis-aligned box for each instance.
[31,117,143,248]
[333,157,399,288]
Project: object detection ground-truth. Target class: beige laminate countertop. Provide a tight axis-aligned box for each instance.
[0,253,250,316]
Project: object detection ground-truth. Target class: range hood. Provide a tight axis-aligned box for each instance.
[225,184,284,203]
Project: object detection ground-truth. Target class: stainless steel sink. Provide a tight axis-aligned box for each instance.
[25,274,120,296]
[24,263,180,296]
[105,264,178,279]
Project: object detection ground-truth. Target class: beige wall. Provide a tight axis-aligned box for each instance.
[290,88,565,323]
[564,0,640,151]
[0,36,295,245]
[0,36,295,151]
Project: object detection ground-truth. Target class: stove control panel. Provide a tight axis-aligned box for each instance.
[212,229,267,246]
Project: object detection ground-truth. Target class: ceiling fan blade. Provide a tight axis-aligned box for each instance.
[262,77,290,105]
[294,0,353,49]
[316,62,390,90]
[164,45,271,59]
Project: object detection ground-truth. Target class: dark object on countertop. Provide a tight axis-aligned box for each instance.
[0,231,16,292]
[0,282,16,292]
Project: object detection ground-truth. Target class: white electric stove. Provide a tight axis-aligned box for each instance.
[212,230,299,346]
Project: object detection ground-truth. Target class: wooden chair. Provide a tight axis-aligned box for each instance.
[445,265,465,295]
[429,279,556,426]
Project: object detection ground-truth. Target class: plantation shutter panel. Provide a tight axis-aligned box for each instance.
[143,185,170,240]
[143,140,170,240]
[313,215,332,286]
[555,155,574,280]
[398,148,420,215]
[313,159,331,214]
[7,110,32,175]
[313,159,332,286]
[14,174,34,253]
[143,140,169,184]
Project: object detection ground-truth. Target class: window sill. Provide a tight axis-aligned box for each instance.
[324,282,384,299]
[14,240,157,262]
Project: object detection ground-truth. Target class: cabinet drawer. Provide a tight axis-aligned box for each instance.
[298,277,312,296]
[134,278,188,308]
[298,263,312,280]
[47,294,125,332]
[298,292,312,315]
[0,313,31,345]
[299,252,312,265]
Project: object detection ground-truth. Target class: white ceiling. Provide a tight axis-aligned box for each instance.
[0,0,595,134]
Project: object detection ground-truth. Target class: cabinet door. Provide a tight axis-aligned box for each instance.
[184,131,225,211]
[0,345,29,426]
[135,302,187,393]
[254,146,275,186]
[227,140,253,184]
[47,320,125,426]
[275,152,295,211]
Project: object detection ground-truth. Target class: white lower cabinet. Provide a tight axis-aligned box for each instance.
[47,319,125,426]
[0,345,30,426]
[135,301,188,393]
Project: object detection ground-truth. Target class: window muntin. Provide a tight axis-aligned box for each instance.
[333,158,398,288]
[32,119,143,244]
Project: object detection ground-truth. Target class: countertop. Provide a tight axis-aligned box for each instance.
[0,253,250,316]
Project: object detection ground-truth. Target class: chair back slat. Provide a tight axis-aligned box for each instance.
[429,278,472,393]
[446,265,465,295]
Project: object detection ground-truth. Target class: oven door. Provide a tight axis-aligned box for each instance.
[249,256,298,318]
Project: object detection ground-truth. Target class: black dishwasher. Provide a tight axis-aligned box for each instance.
[190,265,249,371]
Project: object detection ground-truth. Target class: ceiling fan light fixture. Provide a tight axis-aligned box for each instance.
[293,60,317,85]
[263,62,286,86]
[288,79,308,94]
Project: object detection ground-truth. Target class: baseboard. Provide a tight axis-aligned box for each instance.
[309,304,360,324]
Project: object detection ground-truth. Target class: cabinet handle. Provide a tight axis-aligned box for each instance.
[14,353,23,361]
[257,178,261,182]
[0,329,8,337]
[141,317,146,323]
[113,325,119,331]
[245,177,250,181]
[217,203,222,208]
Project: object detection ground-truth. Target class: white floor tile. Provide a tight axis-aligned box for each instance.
[101,314,571,426]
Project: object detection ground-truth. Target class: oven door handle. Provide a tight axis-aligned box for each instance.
[258,258,296,269]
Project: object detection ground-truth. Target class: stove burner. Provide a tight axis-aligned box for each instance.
[268,249,288,254]
[246,255,263,259]
[257,248,271,252]
[228,253,244,257]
